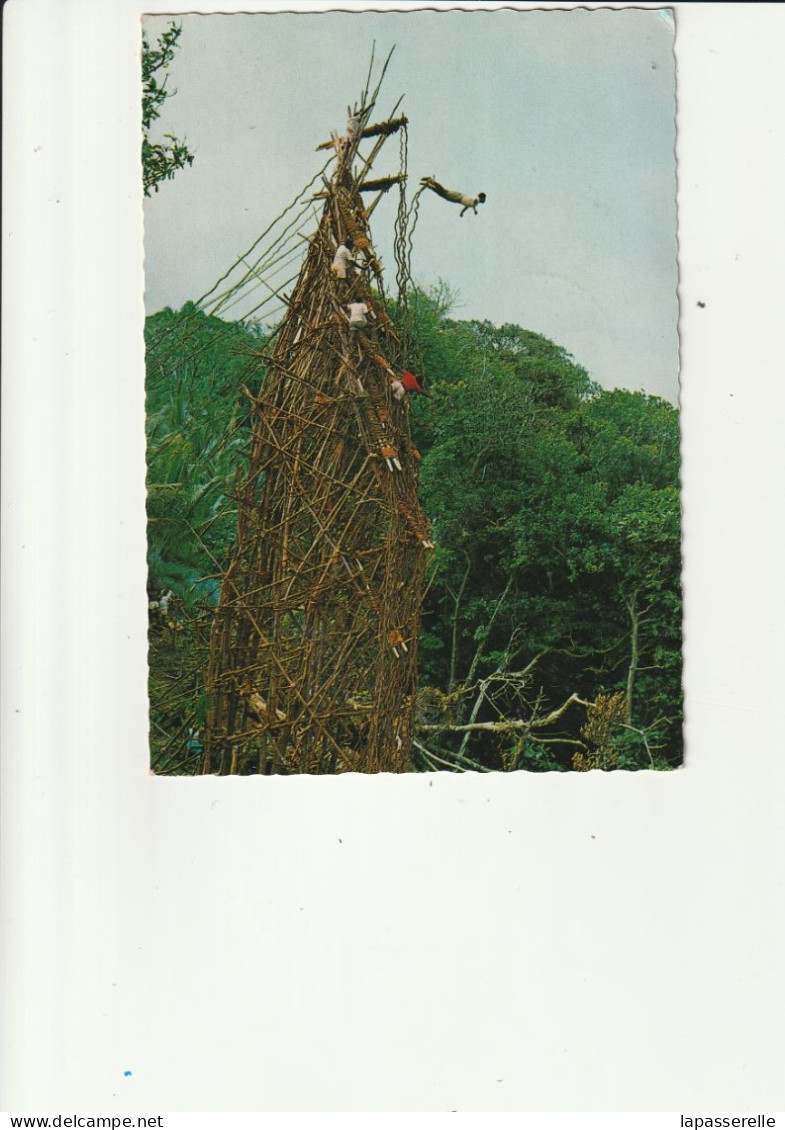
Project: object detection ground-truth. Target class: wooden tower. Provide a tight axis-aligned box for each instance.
[202,85,432,774]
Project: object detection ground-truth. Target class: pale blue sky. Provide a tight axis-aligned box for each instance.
[143,8,678,401]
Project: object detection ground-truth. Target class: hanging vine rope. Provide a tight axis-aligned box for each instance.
[394,119,411,312]
[146,164,330,377]
[390,119,428,379]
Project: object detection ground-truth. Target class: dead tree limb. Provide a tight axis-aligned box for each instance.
[419,693,593,736]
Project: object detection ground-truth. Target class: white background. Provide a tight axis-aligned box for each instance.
[3,0,785,1114]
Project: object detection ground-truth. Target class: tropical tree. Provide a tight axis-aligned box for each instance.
[142,22,195,196]
[145,304,268,771]
[405,296,682,771]
[145,303,267,604]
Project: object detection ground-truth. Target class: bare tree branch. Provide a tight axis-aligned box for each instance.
[448,551,472,693]
[412,737,490,773]
[461,575,514,693]
[620,723,654,768]
[419,692,592,736]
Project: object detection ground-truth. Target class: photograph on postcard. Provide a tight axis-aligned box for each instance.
[143,8,680,776]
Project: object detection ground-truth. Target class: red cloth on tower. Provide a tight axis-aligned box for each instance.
[400,370,424,393]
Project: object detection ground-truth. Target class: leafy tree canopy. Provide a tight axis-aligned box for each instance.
[404,292,682,769]
[146,296,682,773]
[142,22,195,196]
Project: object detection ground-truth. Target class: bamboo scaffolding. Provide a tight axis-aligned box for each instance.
[202,77,431,775]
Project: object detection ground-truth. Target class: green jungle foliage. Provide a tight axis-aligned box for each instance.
[146,295,682,774]
[145,305,265,770]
